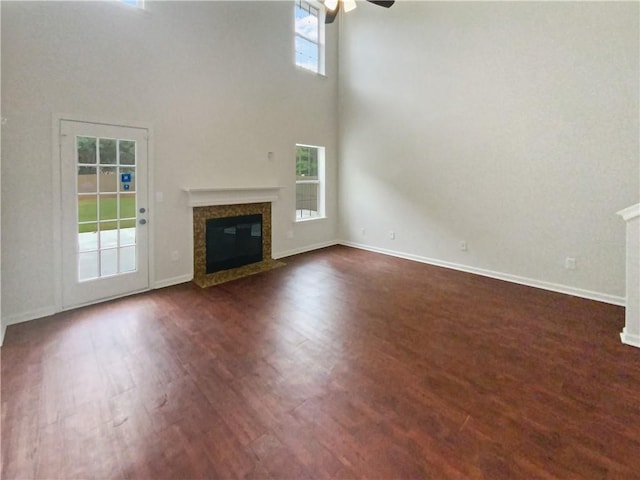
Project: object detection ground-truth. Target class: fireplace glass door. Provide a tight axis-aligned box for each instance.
[206,214,263,273]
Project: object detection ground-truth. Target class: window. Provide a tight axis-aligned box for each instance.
[296,144,325,221]
[295,0,324,74]
[118,0,144,8]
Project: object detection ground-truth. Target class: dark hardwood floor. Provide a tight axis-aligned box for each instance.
[2,245,639,479]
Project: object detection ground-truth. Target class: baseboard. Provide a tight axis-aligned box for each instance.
[620,328,640,349]
[0,275,192,342]
[273,240,340,260]
[340,241,625,307]
[0,242,624,345]
[154,274,193,289]
[2,306,58,331]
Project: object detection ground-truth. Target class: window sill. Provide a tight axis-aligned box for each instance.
[295,65,328,78]
[295,216,327,224]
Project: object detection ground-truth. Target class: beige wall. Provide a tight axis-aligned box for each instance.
[1,1,339,324]
[339,1,639,300]
[3,0,638,331]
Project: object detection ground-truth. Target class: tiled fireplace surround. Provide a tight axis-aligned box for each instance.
[185,187,283,287]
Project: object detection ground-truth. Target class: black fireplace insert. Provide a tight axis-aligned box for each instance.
[205,214,263,274]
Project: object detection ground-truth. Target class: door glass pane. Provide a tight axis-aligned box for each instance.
[100,249,118,276]
[100,221,118,248]
[99,167,117,193]
[120,223,136,246]
[99,195,117,221]
[77,137,97,164]
[99,138,117,164]
[78,223,98,252]
[78,251,99,281]
[119,246,136,273]
[120,193,136,219]
[78,195,97,223]
[120,218,136,229]
[120,167,136,192]
[120,140,136,165]
[78,166,97,193]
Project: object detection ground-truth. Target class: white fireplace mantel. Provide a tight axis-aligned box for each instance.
[183,186,282,207]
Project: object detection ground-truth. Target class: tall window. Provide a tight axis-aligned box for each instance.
[296,144,325,221]
[295,0,324,74]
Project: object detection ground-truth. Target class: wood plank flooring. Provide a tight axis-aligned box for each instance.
[2,245,639,479]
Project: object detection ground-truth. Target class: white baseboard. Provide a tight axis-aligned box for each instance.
[0,274,192,345]
[621,328,640,348]
[154,274,193,289]
[340,241,625,307]
[0,242,625,346]
[2,306,58,335]
[273,240,340,260]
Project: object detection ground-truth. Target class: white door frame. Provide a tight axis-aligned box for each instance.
[52,113,155,312]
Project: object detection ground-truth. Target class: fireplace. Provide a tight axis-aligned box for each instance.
[192,201,282,287]
[205,214,263,273]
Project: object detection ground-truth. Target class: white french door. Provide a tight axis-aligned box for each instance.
[60,120,149,309]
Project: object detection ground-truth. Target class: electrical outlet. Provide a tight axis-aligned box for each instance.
[565,257,576,270]
[361,228,366,236]
[459,240,468,251]
[287,230,294,239]
[389,231,395,240]
[171,250,180,261]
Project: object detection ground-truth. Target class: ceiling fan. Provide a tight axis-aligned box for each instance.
[324,0,395,24]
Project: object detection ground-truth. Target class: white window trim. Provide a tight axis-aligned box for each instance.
[294,0,326,76]
[295,144,326,222]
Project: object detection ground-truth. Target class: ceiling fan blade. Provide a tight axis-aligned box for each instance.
[325,1,340,24]
[366,0,395,7]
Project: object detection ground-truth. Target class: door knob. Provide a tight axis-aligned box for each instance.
[139,219,147,225]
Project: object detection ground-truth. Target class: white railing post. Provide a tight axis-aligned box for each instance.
[618,204,640,348]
